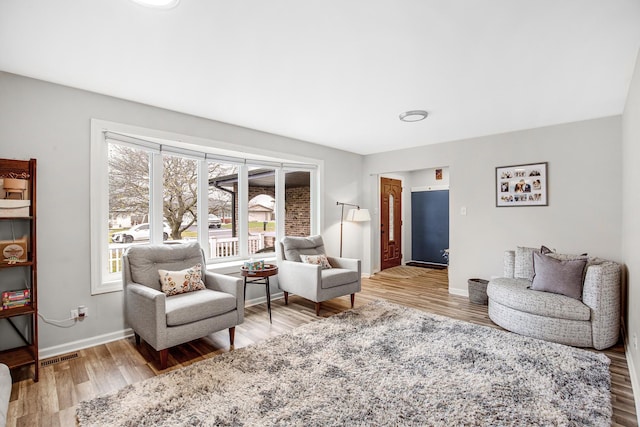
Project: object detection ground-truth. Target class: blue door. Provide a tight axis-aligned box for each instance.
[411,190,449,264]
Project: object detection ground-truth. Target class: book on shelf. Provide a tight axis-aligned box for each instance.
[2,300,31,310]
[2,289,30,301]
[1,289,31,309]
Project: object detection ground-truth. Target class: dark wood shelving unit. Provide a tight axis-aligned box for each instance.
[0,261,34,269]
[0,158,38,382]
[0,305,35,319]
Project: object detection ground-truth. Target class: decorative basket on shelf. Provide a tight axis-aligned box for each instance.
[2,178,28,200]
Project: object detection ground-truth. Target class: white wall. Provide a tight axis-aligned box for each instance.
[0,71,363,354]
[363,117,622,296]
[622,49,640,414]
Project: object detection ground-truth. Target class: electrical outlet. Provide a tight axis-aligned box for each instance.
[70,309,79,320]
[634,333,638,350]
[78,305,88,318]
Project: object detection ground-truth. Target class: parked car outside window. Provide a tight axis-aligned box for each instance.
[111,223,171,243]
[208,214,222,229]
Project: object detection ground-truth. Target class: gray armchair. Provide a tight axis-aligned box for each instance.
[277,235,361,316]
[487,247,620,349]
[123,242,244,369]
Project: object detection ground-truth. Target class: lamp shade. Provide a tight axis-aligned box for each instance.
[346,208,371,222]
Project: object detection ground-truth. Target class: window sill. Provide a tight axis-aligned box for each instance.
[206,256,277,275]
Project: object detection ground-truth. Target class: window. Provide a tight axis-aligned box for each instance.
[207,161,239,259]
[285,170,312,237]
[90,120,320,294]
[107,143,151,275]
[247,165,277,255]
[163,153,199,242]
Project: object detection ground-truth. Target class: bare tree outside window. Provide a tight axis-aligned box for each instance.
[163,154,198,240]
[108,145,199,240]
[108,144,150,229]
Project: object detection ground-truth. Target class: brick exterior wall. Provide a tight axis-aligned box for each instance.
[232,184,311,241]
[285,186,310,236]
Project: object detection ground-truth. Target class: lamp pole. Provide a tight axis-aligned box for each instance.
[336,201,360,257]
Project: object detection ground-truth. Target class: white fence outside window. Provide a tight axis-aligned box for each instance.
[107,234,269,274]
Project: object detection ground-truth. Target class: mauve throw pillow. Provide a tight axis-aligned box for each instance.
[530,252,587,300]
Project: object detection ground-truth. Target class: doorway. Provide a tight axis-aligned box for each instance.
[411,189,449,265]
[380,177,402,270]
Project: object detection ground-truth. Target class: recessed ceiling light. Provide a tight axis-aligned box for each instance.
[131,0,180,9]
[399,110,429,122]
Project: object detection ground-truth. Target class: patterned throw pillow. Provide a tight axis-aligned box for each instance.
[158,264,206,296]
[300,254,332,269]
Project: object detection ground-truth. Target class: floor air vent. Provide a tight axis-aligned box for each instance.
[41,352,79,367]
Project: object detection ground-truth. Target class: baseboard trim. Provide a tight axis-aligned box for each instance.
[448,287,468,297]
[39,296,285,359]
[625,338,640,420]
[40,329,134,360]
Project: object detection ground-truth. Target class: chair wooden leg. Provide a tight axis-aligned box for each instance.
[315,302,321,316]
[134,332,141,346]
[351,293,355,308]
[229,327,235,346]
[159,349,168,370]
[284,291,289,305]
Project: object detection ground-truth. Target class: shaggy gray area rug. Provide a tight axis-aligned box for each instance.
[77,300,611,426]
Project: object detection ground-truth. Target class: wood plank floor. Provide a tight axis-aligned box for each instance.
[6,269,638,426]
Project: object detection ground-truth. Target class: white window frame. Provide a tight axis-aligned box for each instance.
[90,119,321,295]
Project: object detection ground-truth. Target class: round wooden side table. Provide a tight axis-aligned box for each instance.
[240,264,278,323]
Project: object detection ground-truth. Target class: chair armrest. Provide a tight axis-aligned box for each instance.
[582,261,621,349]
[125,283,166,350]
[503,250,515,278]
[204,271,244,323]
[128,282,165,301]
[327,257,360,273]
[204,271,243,297]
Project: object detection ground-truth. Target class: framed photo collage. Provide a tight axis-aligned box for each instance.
[495,162,548,207]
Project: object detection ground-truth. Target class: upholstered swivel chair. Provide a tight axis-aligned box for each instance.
[277,235,361,316]
[123,242,244,369]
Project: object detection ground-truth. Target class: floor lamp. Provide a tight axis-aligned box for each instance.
[336,202,371,257]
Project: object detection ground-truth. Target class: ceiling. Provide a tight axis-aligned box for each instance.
[1,0,639,155]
